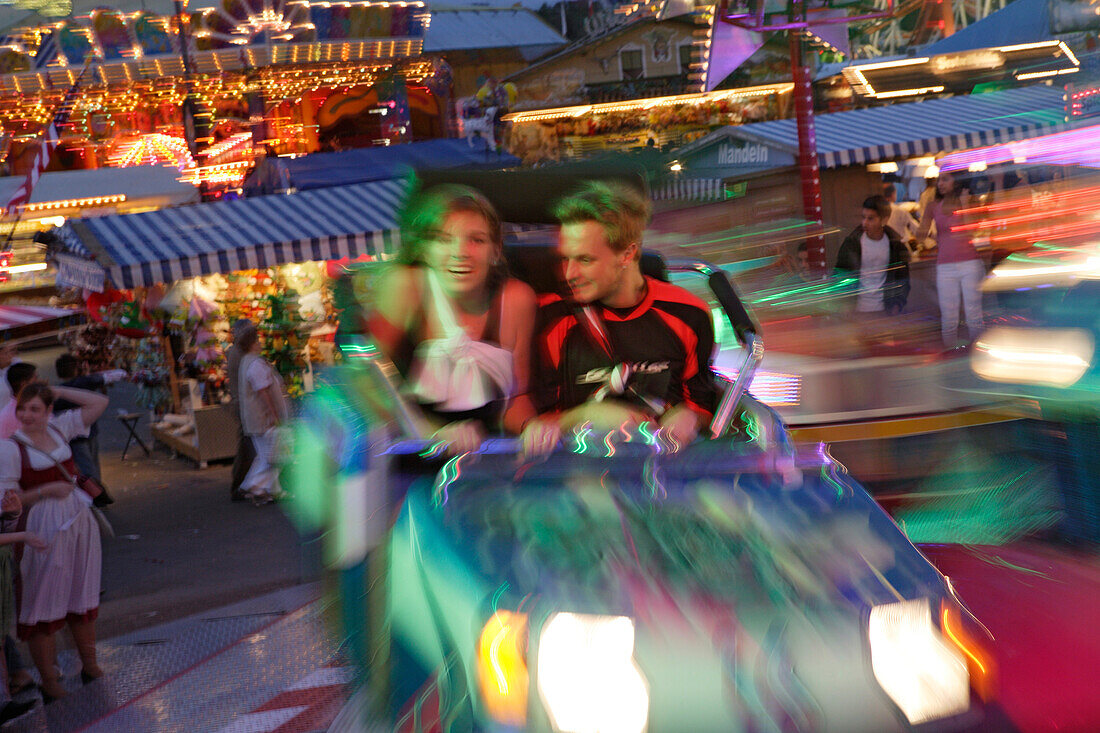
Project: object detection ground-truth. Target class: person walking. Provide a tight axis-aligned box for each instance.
[914,169,985,348]
[237,323,288,505]
[834,195,911,315]
[226,320,256,502]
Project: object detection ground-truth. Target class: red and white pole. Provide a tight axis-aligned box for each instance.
[788,28,827,274]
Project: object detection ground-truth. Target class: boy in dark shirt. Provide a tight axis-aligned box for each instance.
[523,181,719,454]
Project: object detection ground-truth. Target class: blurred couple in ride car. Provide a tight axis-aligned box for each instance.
[365,180,720,456]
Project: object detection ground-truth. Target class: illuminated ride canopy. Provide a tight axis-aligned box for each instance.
[0,1,438,179]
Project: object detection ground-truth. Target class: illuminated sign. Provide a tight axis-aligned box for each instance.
[843,41,1080,99]
[718,143,770,165]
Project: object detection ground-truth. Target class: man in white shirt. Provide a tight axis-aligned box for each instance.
[237,323,288,505]
[834,195,911,314]
[884,183,916,250]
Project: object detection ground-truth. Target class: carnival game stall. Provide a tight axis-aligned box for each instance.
[504,85,789,163]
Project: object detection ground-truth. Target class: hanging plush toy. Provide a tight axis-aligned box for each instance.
[86,288,156,339]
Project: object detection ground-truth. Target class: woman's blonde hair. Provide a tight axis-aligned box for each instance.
[552,180,650,260]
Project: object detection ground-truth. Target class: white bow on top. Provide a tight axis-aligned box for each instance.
[407,269,515,412]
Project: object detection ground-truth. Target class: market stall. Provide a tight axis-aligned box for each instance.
[56,178,405,465]
[0,305,85,342]
[661,83,1072,262]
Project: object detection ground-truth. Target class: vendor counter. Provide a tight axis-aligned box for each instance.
[151,403,240,468]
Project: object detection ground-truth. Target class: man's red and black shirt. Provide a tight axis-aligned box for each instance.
[535,277,720,421]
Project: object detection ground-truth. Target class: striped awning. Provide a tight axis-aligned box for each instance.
[60,178,408,289]
[679,85,1072,170]
[0,305,84,341]
[652,177,725,201]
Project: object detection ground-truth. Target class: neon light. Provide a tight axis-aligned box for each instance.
[17,194,126,213]
[503,83,793,123]
[873,86,945,99]
[996,40,1059,53]
[7,263,47,273]
[852,56,930,71]
[1015,68,1078,81]
[941,606,986,676]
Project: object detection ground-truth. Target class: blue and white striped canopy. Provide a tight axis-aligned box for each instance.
[652,177,725,201]
[688,85,1071,170]
[61,178,408,289]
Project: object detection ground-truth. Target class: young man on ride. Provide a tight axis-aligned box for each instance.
[522,181,720,455]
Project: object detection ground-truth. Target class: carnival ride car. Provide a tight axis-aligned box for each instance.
[958,240,1100,545]
[296,229,995,731]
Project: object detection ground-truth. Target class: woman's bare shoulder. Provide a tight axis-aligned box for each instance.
[501,277,537,307]
[372,264,423,306]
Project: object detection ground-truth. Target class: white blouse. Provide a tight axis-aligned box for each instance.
[0,410,91,491]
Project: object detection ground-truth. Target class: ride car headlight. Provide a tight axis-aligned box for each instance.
[536,613,648,733]
[869,599,969,725]
[477,610,528,726]
[971,326,1093,387]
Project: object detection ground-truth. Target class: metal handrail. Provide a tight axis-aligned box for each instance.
[337,254,765,445]
[663,257,763,439]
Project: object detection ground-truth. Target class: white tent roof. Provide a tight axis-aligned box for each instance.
[0,165,197,210]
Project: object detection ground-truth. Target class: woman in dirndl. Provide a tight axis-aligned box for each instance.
[0,382,108,702]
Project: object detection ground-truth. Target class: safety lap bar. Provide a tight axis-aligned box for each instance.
[663,258,763,440]
[382,437,833,471]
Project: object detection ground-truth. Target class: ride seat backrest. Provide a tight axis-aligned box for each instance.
[504,242,668,298]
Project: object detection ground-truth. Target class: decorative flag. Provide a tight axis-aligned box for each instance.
[3,67,85,214]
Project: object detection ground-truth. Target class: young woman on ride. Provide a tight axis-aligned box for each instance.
[366,184,539,453]
[0,382,108,702]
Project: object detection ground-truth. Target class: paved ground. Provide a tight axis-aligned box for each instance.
[0,346,342,731]
[3,584,346,733]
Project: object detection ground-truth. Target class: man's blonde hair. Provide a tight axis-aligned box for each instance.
[553,180,650,260]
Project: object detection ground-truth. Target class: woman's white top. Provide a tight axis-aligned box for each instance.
[407,269,515,412]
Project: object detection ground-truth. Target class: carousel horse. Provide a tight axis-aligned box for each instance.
[459,97,497,149]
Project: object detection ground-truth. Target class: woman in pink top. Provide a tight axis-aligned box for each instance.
[916,170,984,347]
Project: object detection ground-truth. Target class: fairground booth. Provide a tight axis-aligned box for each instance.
[50,176,409,465]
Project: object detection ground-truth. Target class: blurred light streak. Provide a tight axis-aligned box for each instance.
[432,455,462,506]
[939,124,1100,172]
[940,603,994,699]
[477,609,529,726]
[940,606,985,675]
[973,328,1092,381]
[713,369,802,407]
[892,454,1062,545]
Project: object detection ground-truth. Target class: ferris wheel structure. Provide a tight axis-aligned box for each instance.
[853,0,1010,58]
